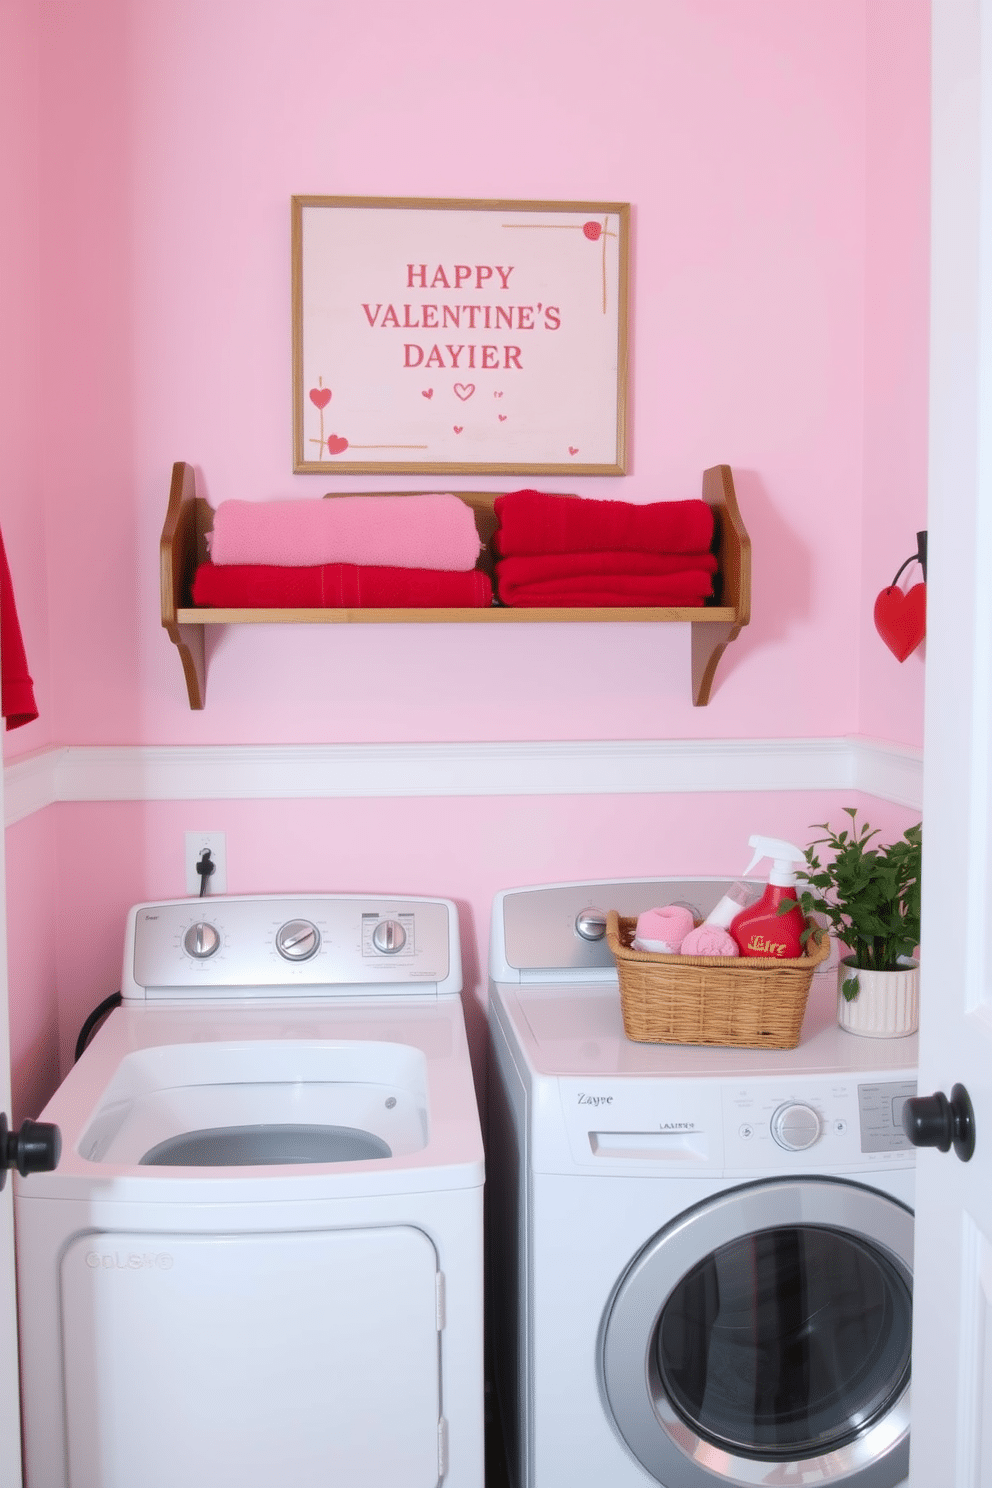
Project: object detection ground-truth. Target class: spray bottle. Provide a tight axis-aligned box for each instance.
[729,836,807,959]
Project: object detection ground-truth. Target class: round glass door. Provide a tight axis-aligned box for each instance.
[602,1178,913,1488]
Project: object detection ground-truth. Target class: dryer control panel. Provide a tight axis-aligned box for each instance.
[122,895,460,1000]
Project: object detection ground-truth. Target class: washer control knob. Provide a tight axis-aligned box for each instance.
[183,922,220,959]
[275,919,320,961]
[575,907,607,941]
[770,1102,822,1151]
[372,919,407,954]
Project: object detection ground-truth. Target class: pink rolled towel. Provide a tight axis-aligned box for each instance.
[632,904,695,954]
[680,925,740,957]
[207,494,482,571]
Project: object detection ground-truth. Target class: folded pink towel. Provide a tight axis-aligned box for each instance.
[207,494,482,571]
[632,904,695,954]
[680,925,740,957]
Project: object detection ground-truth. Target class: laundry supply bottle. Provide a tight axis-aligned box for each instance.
[729,836,807,959]
[702,879,755,931]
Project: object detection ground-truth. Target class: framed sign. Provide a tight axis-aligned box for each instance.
[292,196,629,476]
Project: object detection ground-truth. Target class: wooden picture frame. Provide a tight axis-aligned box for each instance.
[291,195,630,476]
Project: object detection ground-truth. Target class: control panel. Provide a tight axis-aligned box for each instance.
[122,895,459,1000]
[558,1075,918,1173]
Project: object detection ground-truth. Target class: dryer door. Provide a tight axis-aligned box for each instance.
[60,1225,443,1488]
[601,1176,913,1488]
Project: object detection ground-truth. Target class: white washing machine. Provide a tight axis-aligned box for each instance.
[14,894,484,1488]
[487,879,918,1488]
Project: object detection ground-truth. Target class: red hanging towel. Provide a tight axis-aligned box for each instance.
[0,530,39,729]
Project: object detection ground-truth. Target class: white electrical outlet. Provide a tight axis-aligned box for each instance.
[185,831,227,896]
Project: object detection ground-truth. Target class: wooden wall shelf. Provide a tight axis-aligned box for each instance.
[161,463,751,710]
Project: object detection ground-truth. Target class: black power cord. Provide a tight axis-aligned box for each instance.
[196,848,215,897]
[74,991,122,1063]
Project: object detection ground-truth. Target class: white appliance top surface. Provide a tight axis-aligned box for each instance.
[25,993,484,1203]
[489,878,919,1083]
[493,975,918,1081]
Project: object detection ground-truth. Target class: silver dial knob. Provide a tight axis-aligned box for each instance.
[372,919,407,954]
[770,1102,822,1151]
[183,922,220,959]
[575,907,607,941]
[275,919,320,961]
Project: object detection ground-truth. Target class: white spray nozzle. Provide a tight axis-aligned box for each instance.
[742,834,807,885]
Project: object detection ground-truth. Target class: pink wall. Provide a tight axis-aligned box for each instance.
[0,0,50,754]
[860,0,930,743]
[26,0,926,746]
[0,0,932,1116]
[49,792,922,1094]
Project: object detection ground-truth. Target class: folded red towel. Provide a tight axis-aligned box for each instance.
[497,550,717,583]
[497,570,714,607]
[0,532,38,729]
[496,550,717,603]
[191,561,493,609]
[493,490,715,558]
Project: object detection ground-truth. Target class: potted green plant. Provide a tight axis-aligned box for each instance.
[790,809,922,1037]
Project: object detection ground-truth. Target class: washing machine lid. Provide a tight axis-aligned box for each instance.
[23,1000,484,1201]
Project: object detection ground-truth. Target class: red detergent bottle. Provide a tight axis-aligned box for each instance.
[729,835,807,958]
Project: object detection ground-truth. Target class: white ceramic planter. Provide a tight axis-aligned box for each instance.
[837,958,919,1038]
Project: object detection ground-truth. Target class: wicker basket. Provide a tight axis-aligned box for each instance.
[605,911,830,1049]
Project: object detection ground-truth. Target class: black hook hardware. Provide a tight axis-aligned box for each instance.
[891,530,928,587]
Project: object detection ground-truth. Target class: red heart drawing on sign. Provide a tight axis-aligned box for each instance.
[309,387,332,409]
[568,446,579,456]
[583,221,602,241]
[326,435,349,455]
[422,389,433,399]
[494,391,503,398]
[498,415,507,422]
[453,383,475,401]
[873,582,926,661]
[453,426,463,434]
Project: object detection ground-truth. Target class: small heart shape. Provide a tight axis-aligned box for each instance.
[568,446,579,456]
[453,383,475,401]
[453,425,463,434]
[494,391,504,398]
[498,414,507,422]
[873,582,926,661]
[582,221,602,241]
[422,388,433,399]
[326,434,349,455]
[309,387,332,409]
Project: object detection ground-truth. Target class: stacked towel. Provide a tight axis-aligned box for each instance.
[192,562,492,609]
[492,490,717,608]
[193,493,491,611]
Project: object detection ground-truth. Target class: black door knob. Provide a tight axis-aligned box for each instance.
[0,1112,62,1191]
[902,1083,975,1162]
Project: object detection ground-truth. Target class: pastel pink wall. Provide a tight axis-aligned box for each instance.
[860,0,930,742]
[27,0,925,746]
[49,792,921,1086]
[0,0,50,753]
[0,0,932,1116]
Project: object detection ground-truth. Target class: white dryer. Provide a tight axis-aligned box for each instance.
[15,894,484,1488]
[487,879,918,1488]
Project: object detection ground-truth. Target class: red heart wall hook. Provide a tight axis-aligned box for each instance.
[874,531,927,662]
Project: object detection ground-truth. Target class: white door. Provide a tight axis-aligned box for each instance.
[0,745,23,1484]
[908,1,992,1483]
